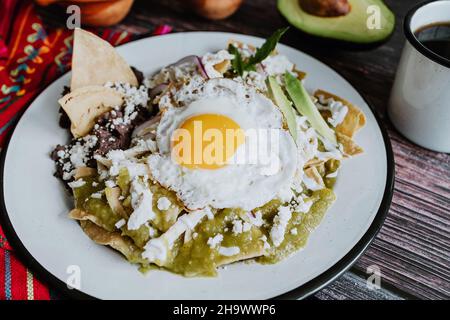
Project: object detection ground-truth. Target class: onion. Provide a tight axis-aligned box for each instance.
[256,63,267,75]
[196,56,209,79]
[170,55,209,79]
[149,83,168,99]
[132,115,161,139]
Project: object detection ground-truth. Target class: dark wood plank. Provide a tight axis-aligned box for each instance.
[315,271,404,300]
[123,0,450,300]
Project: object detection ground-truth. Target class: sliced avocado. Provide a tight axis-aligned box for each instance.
[284,72,337,145]
[266,76,298,140]
[278,0,395,44]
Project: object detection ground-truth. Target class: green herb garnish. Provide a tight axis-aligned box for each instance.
[228,43,244,77]
[284,71,337,145]
[228,27,289,76]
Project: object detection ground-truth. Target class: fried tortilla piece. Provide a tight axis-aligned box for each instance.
[217,246,265,267]
[59,85,123,137]
[73,167,96,179]
[105,187,128,219]
[79,220,144,264]
[228,40,307,80]
[71,28,138,90]
[228,39,257,52]
[294,68,307,80]
[314,89,366,138]
[337,132,364,156]
[305,158,324,169]
[304,166,326,189]
[213,59,231,74]
[69,208,105,228]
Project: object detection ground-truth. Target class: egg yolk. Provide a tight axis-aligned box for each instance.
[171,114,245,170]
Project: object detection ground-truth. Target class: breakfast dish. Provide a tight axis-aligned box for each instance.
[1,31,392,299]
[50,28,366,277]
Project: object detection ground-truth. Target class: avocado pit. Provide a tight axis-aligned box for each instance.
[299,0,351,17]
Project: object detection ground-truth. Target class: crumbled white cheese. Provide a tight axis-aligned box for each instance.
[103,149,149,178]
[91,192,102,199]
[262,55,294,76]
[60,135,98,180]
[156,197,171,211]
[290,228,298,235]
[105,82,150,126]
[202,50,234,78]
[115,219,126,229]
[205,207,214,220]
[127,178,155,230]
[260,235,271,250]
[142,208,208,266]
[290,194,314,213]
[105,180,116,188]
[270,206,292,247]
[148,226,157,237]
[56,150,66,158]
[232,42,254,59]
[326,171,339,178]
[232,219,251,235]
[218,246,240,257]
[245,211,264,227]
[68,179,85,188]
[277,185,295,203]
[207,234,223,249]
[244,71,267,92]
[316,95,349,127]
[302,174,324,191]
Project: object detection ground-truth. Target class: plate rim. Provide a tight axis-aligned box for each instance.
[0,31,395,300]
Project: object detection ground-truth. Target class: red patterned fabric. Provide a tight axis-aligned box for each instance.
[0,0,171,300]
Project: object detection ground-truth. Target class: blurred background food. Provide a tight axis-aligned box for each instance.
[34,0,135,26]
[33,0,394,46]
[278,0,395,45]
[34,0,245,26]
[189,0,243,20]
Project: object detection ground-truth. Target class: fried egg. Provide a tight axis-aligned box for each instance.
[148,78,297,211]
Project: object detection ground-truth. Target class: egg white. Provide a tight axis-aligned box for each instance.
[148,78,298,211]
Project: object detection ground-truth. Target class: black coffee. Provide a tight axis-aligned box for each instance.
[415,22,450,61]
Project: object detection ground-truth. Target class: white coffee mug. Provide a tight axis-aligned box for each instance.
[389,0,450,153]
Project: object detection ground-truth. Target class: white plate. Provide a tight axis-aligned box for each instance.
[0,32,394,300]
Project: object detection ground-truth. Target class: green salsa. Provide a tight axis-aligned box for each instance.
[71,163,339,276]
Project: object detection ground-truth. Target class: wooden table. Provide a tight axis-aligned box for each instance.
[41,0,450,300]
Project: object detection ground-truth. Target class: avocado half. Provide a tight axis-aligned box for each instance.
[278,0,395,44]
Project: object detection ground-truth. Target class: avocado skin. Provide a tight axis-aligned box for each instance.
[278,0,396,46]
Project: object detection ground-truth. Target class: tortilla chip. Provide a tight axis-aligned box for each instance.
[228,39,257,52]
[314,89,366,138]
[227,40,307,80]
[105,187,128,219]
[71,28,138,90]
[73,167,96,179]
[337,132,364,156]
[305,158,324,169]
[217,248,265,267]
[304,166,325,188]
[69,208,107,230]
[214,60,231,74]
[79,220,143,264]
[294,68,307,81]
[59,85,123,137]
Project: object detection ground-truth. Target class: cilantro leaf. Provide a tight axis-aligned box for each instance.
[227,27,289,77]
[228,43,245,76]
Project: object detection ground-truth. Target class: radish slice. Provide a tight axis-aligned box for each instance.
[170,55,209,79]
[149,83,168,99]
